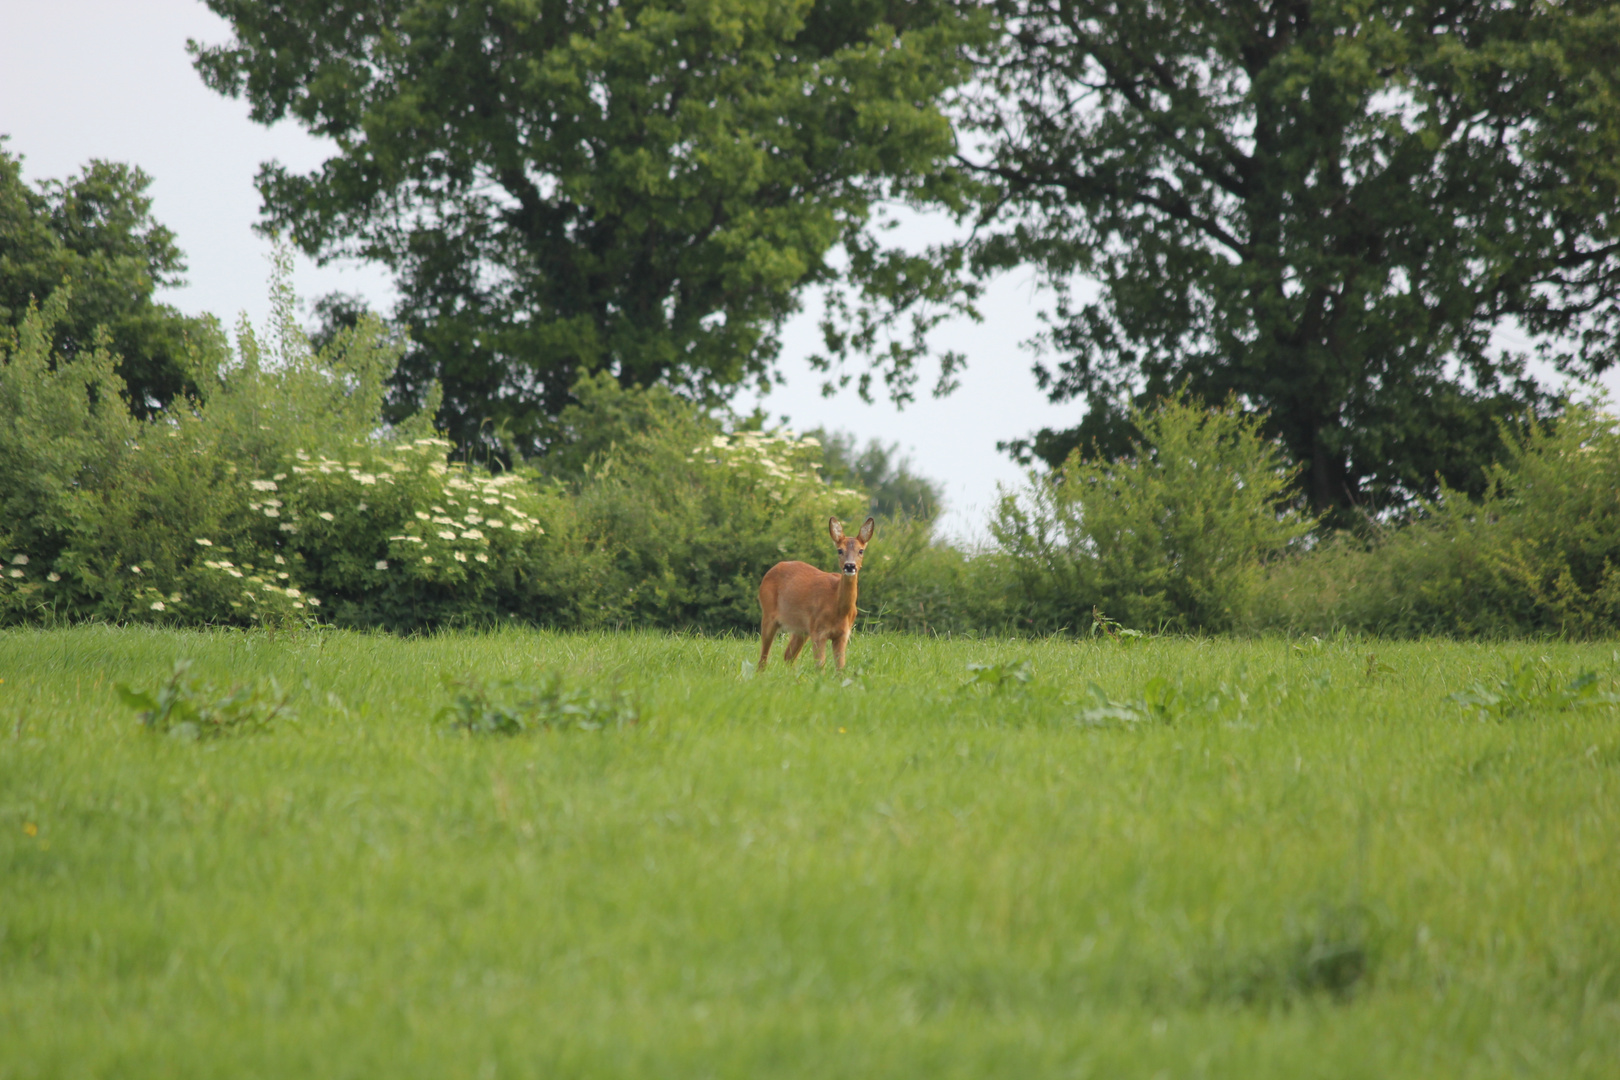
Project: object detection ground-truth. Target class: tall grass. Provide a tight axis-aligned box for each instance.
[3,627,1617,1077]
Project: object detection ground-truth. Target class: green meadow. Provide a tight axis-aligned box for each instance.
[2,627,1617,1078]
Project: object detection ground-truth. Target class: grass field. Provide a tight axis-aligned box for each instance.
[2,626,1618,1078]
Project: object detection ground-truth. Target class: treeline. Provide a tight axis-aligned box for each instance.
[6,273,1620,638]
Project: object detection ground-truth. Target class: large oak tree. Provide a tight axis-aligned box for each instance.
[191,0,983,452]
[968,0,1620,519]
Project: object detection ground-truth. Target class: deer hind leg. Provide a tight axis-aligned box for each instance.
[832,632,850,670]
[758,617,779,673]
[812,636,829,668]
[782,633,809,666]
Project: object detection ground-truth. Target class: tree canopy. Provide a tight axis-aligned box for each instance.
[968,0,1620,519]
[0,140,211,415]
[191,0,984,453]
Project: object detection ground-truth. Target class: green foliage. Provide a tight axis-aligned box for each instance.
[0,250,432,628]
[552,374,869,631]
[993,393,1314,633]
[191,0,986,452]
[1254,398,1620,638]
[961,658,1031,691]
[114,659,292,739]
[969,1,1620,521]
[806,428,943,522]
[0,139,216,414]
[1449,660,1620,721]
[436,672,639,736]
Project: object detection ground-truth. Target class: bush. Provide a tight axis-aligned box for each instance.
[0,269,884,633]
[1254,398,1620,637]
[550,373,869,632]
[991,392,1314,633]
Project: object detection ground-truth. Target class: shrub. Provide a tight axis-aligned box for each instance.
[991,392,1314,633]
[1254,398,1620,637]
[552,374,870,632]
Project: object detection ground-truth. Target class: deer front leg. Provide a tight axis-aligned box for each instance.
[832,632,849,670]
[812,636,828,668]
[782,633,809,666]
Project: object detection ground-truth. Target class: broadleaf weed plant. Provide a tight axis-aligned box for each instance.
[115,659,294,740]
[436,672,639,736]
[1449,658,1620,720]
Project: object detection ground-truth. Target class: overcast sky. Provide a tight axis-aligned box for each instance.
[1,0,1087,541]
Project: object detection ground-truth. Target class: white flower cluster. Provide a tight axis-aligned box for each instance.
[198,549,322,615]
[690,428,860,502]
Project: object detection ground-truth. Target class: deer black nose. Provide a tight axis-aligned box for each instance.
[843,562,857,573]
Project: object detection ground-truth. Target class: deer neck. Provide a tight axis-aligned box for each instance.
[836,571,859,625]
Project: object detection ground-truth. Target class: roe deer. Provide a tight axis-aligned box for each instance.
[757,516,875,672]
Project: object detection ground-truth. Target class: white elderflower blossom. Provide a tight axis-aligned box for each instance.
[228,569,243,578]
[263,507,280,517]
[10,554,27,565]
[265,499,283,508]
[47,572,60,582]
[460,529,485,540]
[483,497,500,505]
[375,560,389,570]
[423,555,434,564]
[286,588,301,598]
[7,569,21,579]
[274,555,285,565]
[319,512,335,521]
[437,529,457,540]
[432,515,455,525]
[251,479,278,491]
[355,473,377,485]
[279,523,298,533]
[292,601,305,609]
[194,538,213,547]
[415,511,431,520]
[454,551,467,563]
[308,597,321,607]
[486,519,504,529]
[150,601,165,611]
[357,502,368,512]
[129,565,142,574]
[475,553,490,563]
[464,513,483,524]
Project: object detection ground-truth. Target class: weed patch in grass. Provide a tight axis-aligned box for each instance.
[114,658,292,739]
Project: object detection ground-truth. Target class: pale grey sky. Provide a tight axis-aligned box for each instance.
[0,0,1083,541]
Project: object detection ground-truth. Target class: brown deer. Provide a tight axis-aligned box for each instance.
[757,516,875,672]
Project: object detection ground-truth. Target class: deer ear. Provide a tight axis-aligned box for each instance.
[829,517,845,543]
[857,517,875,543]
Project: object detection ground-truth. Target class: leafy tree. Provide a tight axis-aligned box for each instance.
[0,140,213,415]
[190,0,985,454]
[967,1,1620,521]
[807,427,943,521]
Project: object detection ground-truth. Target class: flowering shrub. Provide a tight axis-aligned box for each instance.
[242,438,576,629]
[553,374,868,631]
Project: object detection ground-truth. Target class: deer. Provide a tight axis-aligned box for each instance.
[757,516,875,673]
